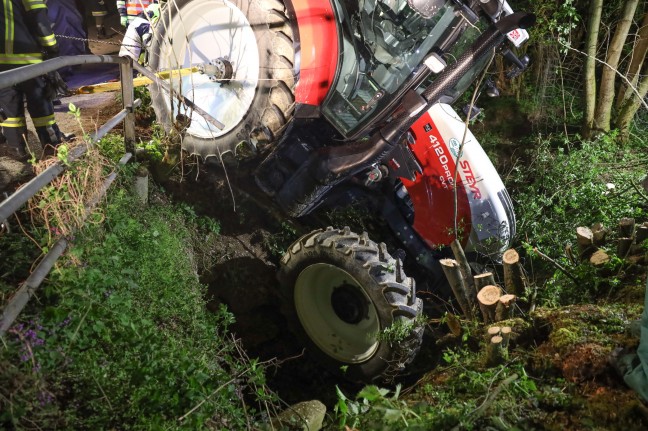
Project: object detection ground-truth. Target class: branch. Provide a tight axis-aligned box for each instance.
[632,180,648,203]
[559,40,648,112]
[532,247,580,284]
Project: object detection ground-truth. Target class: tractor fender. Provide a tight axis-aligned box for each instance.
[284,0,339,106]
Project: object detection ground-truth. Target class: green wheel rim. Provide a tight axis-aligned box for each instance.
[294,263,380,363]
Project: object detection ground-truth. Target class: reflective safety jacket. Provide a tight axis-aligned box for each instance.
[0,0,58,70]
[117,0,155,24]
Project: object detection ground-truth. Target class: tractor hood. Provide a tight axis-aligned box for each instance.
[401,103,516,258]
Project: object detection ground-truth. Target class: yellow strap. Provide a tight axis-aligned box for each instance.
[32,114,56,127]
[38,34,57,47]
[0,117,27,127]
[6,0,14,55]
[74,67,200,94]
[23,0,46,11]
[0,53,43,64]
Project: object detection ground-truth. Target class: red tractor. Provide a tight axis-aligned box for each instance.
[149,0,533,382]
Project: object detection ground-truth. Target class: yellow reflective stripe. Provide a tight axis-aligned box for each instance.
[32,114,56,127]
[92,11,108,17]
[38,34,57,47]
[0,117,27,127]
[23,0,46,11]
[0,53,43,64]
[5,0,13,55]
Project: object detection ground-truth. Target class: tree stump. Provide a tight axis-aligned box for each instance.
[589,249,611,267]
[477,285,501,323]
[618,237,633,258]
[485,325,501,342]
[486,335,506,367]
[495,294,517,321]
[502,249,526,296]
[474,272,496,291]
[619,217,635,238]
[500,326,512,348]
[636,223,648,244]
[591,222,608,246]
[440,258,473,319]
[576,226,596,259]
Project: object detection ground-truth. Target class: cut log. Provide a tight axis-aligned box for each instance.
[576,226,596,259]
[485,325,501,341]
[474,272,496,291]
[627,253,648,265]
[486,335,506,367]
[619,217,636,238]
[589,249,611,267]
[618,237,633,258]
[500,326,512,348]
[495,294,517,321]
[502,249,526,296]
[636,223,648,244]
[477,285,501,323]
[576,226,594,248]
[591,222,608,246]
[629,244,646,256]
[440,258,473,319]
[450,239,477,309]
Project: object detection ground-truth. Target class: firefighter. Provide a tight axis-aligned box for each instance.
[118,2,159,64]
[0,0,68,161]
[91,0,109,39]
[610,277,648,402]
[117,0,156,27]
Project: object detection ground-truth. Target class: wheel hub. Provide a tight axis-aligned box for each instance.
[331,283,369,324]
[200,58,235,83]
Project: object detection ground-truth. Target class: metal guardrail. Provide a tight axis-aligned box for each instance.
[0,55,140,335]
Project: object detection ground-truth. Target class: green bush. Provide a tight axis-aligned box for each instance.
[506,132,647,303]
[510,133,646,253]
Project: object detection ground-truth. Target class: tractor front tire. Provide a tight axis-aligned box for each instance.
[277,227,423,383]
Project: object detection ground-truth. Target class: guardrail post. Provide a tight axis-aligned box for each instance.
[120,58,136,157]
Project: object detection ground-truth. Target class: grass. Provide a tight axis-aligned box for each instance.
[0,142,276,429]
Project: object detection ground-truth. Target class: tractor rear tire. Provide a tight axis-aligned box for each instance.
[149,0,296,159]
[277,227,423,383]
[47,0,89,57]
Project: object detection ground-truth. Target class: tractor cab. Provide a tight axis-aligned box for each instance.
[321,0,489,139]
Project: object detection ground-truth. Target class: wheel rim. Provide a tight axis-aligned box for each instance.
[294,263,380,363]
[155,0,259,139]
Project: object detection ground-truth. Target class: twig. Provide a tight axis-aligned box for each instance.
[532,247,580,284]
[558,41,648,111]
[91,374,113,410]
[451,372,519,431]
[178,376,240,422]
[631,180,648,203]
[473,373,519,419]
